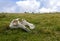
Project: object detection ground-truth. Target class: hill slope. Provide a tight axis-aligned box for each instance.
[0,13,60,41]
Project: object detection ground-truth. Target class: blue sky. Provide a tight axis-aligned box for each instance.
[0,0,60,13]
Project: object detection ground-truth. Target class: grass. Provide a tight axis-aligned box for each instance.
[0,13,60,41]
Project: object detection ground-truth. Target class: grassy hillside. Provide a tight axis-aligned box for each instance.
[0,13,60,41]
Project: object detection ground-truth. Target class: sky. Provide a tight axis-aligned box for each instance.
[0,0,60,13]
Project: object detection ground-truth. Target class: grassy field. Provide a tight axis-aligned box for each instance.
[0,13,60,41]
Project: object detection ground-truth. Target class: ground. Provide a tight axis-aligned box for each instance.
[0,13,60,41]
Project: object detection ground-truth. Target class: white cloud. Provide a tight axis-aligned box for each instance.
[2,6,16,13]
[16,0,60,13]
[47,0,60,10]
[38,0,60,13]
[16,0,40,12]
[39,7,57,13]
[0,0,60,13]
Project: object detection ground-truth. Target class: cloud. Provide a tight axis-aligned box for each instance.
[38,7,57,13]
[0,0,60,13]
[0,0,17,12]
[2,6,16,13]
[16,0,40,12]
[16,0,60,13]
[38,0,60,13]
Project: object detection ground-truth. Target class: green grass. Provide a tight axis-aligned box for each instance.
[0,13,60,41]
